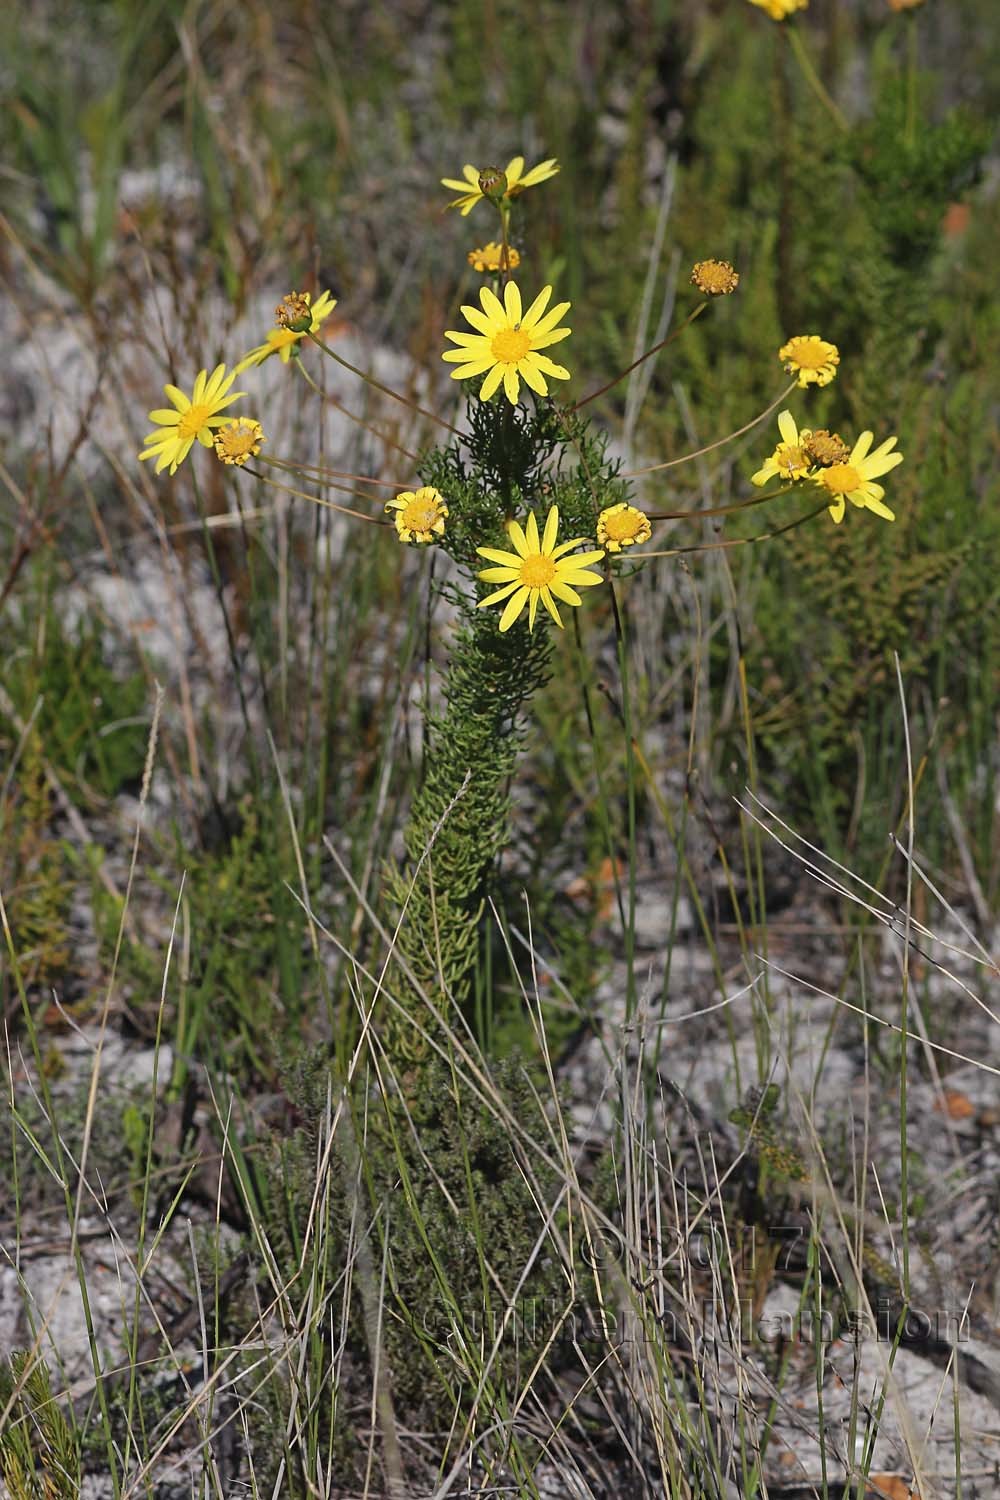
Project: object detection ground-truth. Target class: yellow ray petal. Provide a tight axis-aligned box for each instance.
[539,587,563,628]
[479,363,504,400]
[477,545,524,566]
[541,506,559,554]
[499,587,530,632]
[503,280,523,324]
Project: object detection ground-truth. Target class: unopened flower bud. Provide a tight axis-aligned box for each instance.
[477,166,508,202]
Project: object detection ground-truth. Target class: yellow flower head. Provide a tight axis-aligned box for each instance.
[746,0,808,18]
[441,156,560,216]
[597,504,652,554]
[477,506,605,632]
[385,486,449,544]
[887,0,925,10]
[751,410,815,486]
[690,259,740,296]
[468,242,522,273]
[813,430,903,524]
[780,334,840,388]
[139,364,246,476]
[236,290,338,370]
[442,281,571,406]
[214,417,265,467]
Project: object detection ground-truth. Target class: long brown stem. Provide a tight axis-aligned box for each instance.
[307,332,462,437]
[567,303,708,413]
[623,380,799,479]
[639,499,829,558]
[785,23,848,133]
[242,465,388,524]
[263,455,408,489]
[293,359,420,461]
[645,483,797,522]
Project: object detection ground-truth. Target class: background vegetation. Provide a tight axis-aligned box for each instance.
[1,1,998,1496]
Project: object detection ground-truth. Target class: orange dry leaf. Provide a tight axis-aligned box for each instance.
[934,1089,975,1120]
[943,201,971,237]
[867,1475,920,1500]
[565,856,624,918]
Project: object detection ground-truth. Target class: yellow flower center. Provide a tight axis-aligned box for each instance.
[491,327,532,364]
[177,402,213,439]
[520,555,556,588]
[690,259,739,296]
[821,463,861,495]
[776,443,809,475]
[604,509,645,541]
[216,420,262,462]
[402,497,440,531]
[787,341,828,370]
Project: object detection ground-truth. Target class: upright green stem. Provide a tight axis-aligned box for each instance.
[191,469,262,795]
[776,34,797,334]
[609,582,638,1024]
[896,655,914,1303]
[904,12,918,149]
[784,22,848,133]
[498,201,513,284]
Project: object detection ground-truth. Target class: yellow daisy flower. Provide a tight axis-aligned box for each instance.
[139,364,246,476]
[751,410,815,486]
[442,281,571,406]
[597,504,652,553]
[779,334,840,388]
[813,431,903,524]
[214,417,265,467]
[468,242,522,273]
[477,506,605,632]
[746,0,808,17]
[385,486,449,544]
[235,289,338,371]
[441,156,560,216]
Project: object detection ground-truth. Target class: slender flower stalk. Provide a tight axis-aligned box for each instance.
[638,498,831,557]
[784,23,849,132]
[291,358,420,462]
[307,332,463,438]
[623,381,799,478]
[568,303,707,413]
[238,464,386,523]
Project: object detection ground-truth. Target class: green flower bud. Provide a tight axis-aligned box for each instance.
[477,166,508,202]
